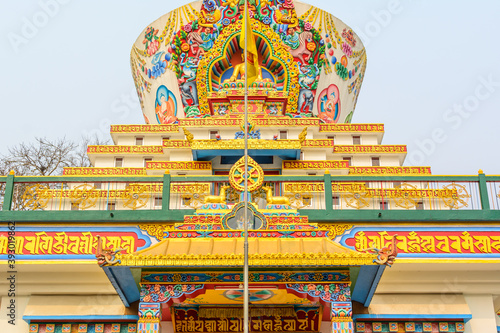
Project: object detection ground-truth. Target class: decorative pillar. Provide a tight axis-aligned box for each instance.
[138,282,205,333]
[285,282,353,333]
[138,302,161,333]
[331,301,353,333]
[330,283,353,333]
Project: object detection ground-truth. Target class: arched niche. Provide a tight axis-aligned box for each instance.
[197,19,299,116]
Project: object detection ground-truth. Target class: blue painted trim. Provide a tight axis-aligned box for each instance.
[103,267,130,307]
[364,266,385,307]
[352,266,385,306]
[0,227,152,261]
[353,314,473,322]
[192,149,300,161]
[23,315,139,324]
[339,227,500,259]
[105,266,140,306]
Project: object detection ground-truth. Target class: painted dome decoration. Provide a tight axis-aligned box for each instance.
[131,0,366,125]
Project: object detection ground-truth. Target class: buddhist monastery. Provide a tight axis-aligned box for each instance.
[1,1,500,333]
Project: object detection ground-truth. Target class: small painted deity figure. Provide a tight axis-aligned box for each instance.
[179,55,199,82]
[155,85,178,124]
[283,26,300,50]
[317,84,341,123]
[200,27,217,51]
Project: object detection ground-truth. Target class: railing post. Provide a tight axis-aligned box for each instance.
[477,169,490,210]
[324,169,333,211]
[2,170,15,211]
[162,170,171,212]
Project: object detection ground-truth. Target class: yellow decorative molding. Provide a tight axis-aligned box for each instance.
[252,117,319,127]
[317,224,354,240]
[333,145,407,154]
[283,182,325,193]
[27,184,163,201]
[330,318,353,323]
[283,160,349,169]
[191,139,301,150]
[302,139,334,148]
[87,145,163,154]
[114,237,377,267]
[116,251,376,267]
[178,117,320,128]
[331,183,458,198]
[349,166,432,175]
[110,124,179,133]
[146,161,211,170]
[171,183,211,194]
[319,123,384,132]
[162,140,192,148]
[179,118,242,127]
[139,224,174,241]
[63,167,147,176]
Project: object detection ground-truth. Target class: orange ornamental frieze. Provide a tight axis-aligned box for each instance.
[63,167,147,176]
[283,182,325,193]
[36,185,163,200]
[110,124,179,133]
[162,140,192,148]
[339,228,500,258]
[191,140,301,150]
[319,124,384,132]
[349,166,432,175]
[301,139,334,148]
[146,161,212,170]
[170,183,211,194]
[331,183,457,198]
[282,160,349,169]
[87,145,164,154]
[0,227,151,258]
[333,145,407,154]
[179,118,242,127]
[178,117,319,128]
[251,117,319,127]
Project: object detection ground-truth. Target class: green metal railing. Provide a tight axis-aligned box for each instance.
[1,172,500,223]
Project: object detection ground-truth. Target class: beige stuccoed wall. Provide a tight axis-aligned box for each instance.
[0,295,29,333]
[161,321,175,333]
[464,294,498,333]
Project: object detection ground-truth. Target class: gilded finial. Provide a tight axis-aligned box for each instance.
[299,127,307,145]
[9,170,15,175]
[324,169,330,174]
[164,170,170,174]
[182,127,194,144]
[478,169,484,174]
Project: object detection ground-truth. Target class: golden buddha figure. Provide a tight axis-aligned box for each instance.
[226,51,263,83]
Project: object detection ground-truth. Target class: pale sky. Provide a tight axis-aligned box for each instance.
[1,0,499,175]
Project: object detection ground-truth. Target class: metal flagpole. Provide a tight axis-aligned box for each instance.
[243,0,249,333]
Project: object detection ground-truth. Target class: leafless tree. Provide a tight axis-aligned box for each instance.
[0,135,109,210]
[0,135,109,176]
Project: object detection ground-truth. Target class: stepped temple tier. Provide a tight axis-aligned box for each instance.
[1,1,500,333]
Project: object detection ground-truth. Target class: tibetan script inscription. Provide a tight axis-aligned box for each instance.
[173,308,320,333]
[283,160,349,169]
[0,231,143,255]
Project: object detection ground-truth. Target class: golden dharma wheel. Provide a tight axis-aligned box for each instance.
[229,156,264,192]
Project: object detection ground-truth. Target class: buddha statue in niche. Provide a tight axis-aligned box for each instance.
[226,51,264,83]
[223,45,272,85]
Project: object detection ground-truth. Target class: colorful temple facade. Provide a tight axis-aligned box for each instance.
[1,1,500,333]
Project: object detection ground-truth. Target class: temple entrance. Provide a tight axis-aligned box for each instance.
[137,270,354,333]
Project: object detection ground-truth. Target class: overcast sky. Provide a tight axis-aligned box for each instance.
[1,0,499,175]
